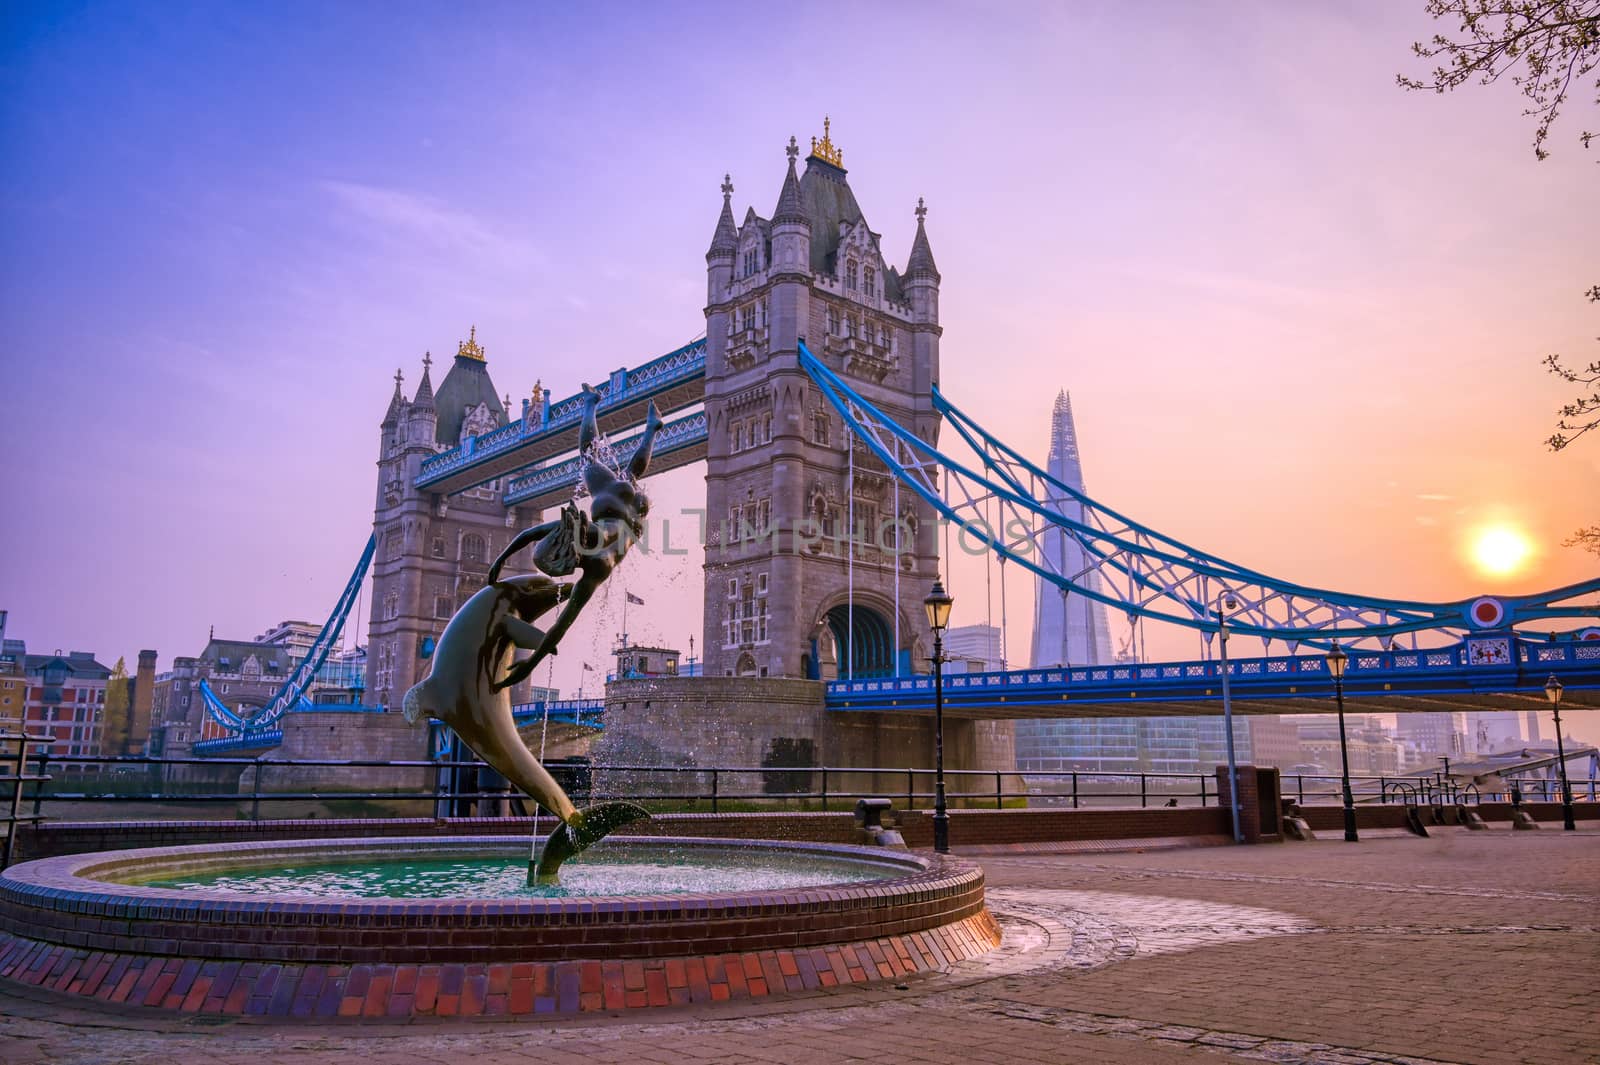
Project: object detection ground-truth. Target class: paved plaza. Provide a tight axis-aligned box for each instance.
[0,830,1595,1065]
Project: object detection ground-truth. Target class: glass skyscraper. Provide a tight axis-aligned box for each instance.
[1015,390,1249,777]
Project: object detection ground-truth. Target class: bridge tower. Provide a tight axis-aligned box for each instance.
[701,122,945,681]
[367,331,535,712]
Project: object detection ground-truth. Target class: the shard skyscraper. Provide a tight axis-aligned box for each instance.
[1016,391,1128,774]
[1028,391,1115,670]
[1015,390,1249,778]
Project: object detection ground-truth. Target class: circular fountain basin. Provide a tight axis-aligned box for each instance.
[133,838,909,900]
[0,836,997,1017]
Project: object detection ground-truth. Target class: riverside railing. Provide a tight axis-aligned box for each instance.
[13,752,1591,827]
[2,732,54,869]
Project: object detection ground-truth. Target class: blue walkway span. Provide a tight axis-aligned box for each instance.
[825,635,1600,718]
[415,339,707,496]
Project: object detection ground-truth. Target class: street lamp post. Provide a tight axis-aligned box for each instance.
[1544,675,1576,831]
[1216,594,1242,844]
[924,578,954,854]
[1325,641,1358,842]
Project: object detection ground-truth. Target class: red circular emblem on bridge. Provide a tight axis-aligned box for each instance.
[1468,597,1505,628]
[1580,627,1600,641]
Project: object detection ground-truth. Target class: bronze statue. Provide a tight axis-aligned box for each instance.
[488,384,662,687]
[403,386,662,883]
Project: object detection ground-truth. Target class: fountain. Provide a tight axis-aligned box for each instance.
[0,387,997,1017]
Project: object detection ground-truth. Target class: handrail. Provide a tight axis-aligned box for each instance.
[2,731,55,869]
[14,751,1589,829]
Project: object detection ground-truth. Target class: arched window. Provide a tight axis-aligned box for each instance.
[864,267,875,297]
[827,307,839,335]
[845,260,857,291]
[462,534,486,563]
[385,530,403,561]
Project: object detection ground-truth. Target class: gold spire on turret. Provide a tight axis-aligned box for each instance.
[809,116,842,167]
[456,325,486,362]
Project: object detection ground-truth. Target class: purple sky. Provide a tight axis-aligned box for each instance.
[2,2,1595,733]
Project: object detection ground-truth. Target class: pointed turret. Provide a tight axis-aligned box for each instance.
[772,138,808,228]
[706,174,738,262]
[382,368,405,427]
[412,352,436,410]
[906,197,940,282]
[768,136,812,283]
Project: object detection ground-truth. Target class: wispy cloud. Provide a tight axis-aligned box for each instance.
[319,180,545,270]
[1416,493,1453,502]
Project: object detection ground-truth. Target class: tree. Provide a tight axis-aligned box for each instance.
[1397,1,1600,160]
[100,656,130,756]
[1565,525,1600,556]
[1545,284,1600,450]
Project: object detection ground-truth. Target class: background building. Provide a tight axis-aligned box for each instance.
[1246,715,1303,771]
[1465,710,1524,754]
[1027,391,1115,670]
[943,624,1002,672]
[1015,391,1250,777]
[1,639,113,759]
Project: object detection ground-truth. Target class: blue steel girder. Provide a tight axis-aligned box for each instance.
[196,534,377,739]
[825,636,1600,718]
[796,341,1600,646]
[510,699,605,728]
[191,729,284,756]
[503,411,708,509]
[425,701,604,761]
[415,339,707,497]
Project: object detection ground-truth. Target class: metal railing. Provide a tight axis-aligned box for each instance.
[2,732,54,869]
[12,752,1590,832]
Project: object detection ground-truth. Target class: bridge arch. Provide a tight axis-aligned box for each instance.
[814,592,917,680]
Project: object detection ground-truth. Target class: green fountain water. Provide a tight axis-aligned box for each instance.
[141,843,898,899]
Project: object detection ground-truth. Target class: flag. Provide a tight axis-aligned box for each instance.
[582,662,595,672]
[626,592,645,606]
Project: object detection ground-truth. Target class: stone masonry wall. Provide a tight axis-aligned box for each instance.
[597,676,1017,801]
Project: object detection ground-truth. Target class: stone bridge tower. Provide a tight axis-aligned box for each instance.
[367,330,537,712]
[701,122,945,682]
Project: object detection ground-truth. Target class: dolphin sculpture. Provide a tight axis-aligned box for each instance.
[402,574,649,883]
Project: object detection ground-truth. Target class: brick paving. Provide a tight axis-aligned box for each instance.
[0,829,1594,1064]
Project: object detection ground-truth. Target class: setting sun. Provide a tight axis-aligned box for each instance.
[1469,525,1534,578]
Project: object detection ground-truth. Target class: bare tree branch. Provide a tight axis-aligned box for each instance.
[1398,1,1600,159]
[1544,285,1600,451]
[1563,525,1600,557]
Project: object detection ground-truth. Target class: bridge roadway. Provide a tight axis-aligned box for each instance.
[503,410,707,509]
[415,339,706,497]
[824,636,1600,718]
[194,638,1595,757]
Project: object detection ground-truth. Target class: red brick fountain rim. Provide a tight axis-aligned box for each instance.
[0,835,998,1018]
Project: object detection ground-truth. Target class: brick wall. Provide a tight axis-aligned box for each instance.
[600,676,1020,800]
[16,806,1234,861]
[20,800,1582,864]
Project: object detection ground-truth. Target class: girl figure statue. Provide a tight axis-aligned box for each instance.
[488,383,662,689]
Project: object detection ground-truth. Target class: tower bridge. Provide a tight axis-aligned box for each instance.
[183,121,1600,777]
[414,337,708,497]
